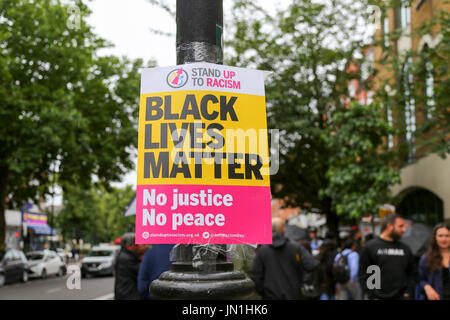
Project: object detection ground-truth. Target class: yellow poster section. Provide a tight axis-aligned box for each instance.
[137,90,270,187]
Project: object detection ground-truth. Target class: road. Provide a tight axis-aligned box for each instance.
[0,264,115,300]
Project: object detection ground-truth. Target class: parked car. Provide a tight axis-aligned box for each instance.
[26,250,65,279]
[0,249,29,287]
[81,245,119,278]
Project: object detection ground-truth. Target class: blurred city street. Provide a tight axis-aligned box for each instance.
[0,264,113,300]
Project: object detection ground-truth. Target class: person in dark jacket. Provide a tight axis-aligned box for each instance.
[251,218,319,300]
[358,214,417,300]
[418,223,450,300]
[114,233,149,300]
[138,244,175,299]
[317,237,338,300]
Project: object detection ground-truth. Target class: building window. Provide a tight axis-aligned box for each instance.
[425,58,435,119]
[403,57,416,162]
[348,81,356,98]
[361,49,374,81]
[366,90,374,105]
[396,2,411,30]
[386,103,394,149]
[383,16,389,48]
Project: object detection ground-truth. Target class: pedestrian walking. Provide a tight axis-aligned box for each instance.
[317,236,338,300]
[114,232,149,300]
[309,227,322,256]
[138,244,175,299]
[358,214,417,300]
[349,226,363,254]
[251,218,319,300]
[418,223,450,300]
[334,239,362,300]
[71,244,78,262]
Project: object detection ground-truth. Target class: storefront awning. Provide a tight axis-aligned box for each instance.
[27,224,57,235]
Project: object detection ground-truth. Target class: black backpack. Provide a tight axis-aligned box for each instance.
[332,252,350,284]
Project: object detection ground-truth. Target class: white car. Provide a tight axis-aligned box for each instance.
[26,250,65,279]
[81,245,120,278]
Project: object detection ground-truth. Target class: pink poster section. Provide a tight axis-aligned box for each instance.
[135,185,272,244]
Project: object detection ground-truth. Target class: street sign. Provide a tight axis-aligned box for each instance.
[135,62,272,244]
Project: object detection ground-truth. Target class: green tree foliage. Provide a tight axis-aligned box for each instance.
[225,0,400,233]
[56,185,135,243]
[0,0,153,249]
[321,103,400,218]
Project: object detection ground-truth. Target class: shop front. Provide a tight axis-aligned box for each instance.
[22,211,57,252]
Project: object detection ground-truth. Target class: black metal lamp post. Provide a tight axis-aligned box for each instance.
[150,0,254,300]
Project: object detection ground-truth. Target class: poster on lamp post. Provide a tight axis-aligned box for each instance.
[135,62,271,244]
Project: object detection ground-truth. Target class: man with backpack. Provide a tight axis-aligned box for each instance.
[251,218,319,299]
[333,239,362,300]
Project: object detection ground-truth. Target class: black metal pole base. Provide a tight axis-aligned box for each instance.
[150,269,254,300]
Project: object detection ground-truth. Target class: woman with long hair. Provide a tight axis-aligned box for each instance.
[418,223,450,300]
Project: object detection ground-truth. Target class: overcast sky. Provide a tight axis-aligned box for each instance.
[87,0,176,67]
[86,0,178,191]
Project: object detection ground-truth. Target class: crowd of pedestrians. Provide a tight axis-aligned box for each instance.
[111,214,450,300]
[252,214,450,300]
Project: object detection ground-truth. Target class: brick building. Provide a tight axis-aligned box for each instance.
[372,0,450,226]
